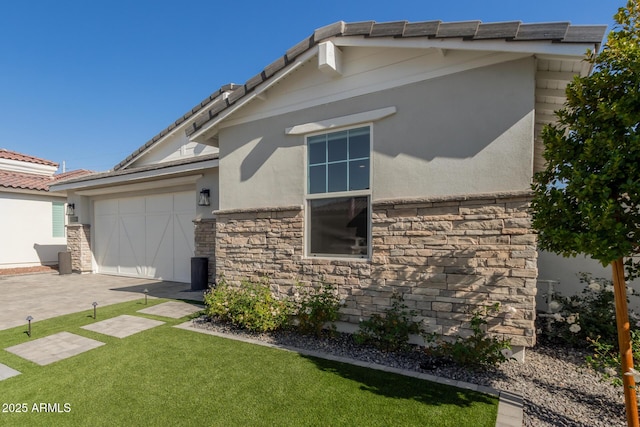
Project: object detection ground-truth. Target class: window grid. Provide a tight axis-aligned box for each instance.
[308,127,370,194]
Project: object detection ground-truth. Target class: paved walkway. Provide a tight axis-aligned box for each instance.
[0,273,204,331]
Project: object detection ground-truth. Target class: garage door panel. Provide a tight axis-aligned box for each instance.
[174,212,195,282]
[119,197,145,215]
[146,194,173,213]
[119,215,146,276]
[94,192,195,283]
[146,214,173,280]
[94,210,118,275]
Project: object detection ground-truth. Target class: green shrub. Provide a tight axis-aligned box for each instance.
[585,332,640,386]
[424,303,512,369]
[294,283,343,337]
[204,278,292,332]
[354,293,422,352]
[540,273,638,349]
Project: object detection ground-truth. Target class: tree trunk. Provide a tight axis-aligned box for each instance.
[613,258,639,427]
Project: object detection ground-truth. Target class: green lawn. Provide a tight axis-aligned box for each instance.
[0,299,498,426]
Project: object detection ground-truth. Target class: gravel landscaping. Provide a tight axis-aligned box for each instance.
[193,317,626,427]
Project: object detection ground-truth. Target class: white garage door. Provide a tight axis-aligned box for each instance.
[94,192,195,283]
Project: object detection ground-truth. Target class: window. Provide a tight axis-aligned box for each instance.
[52,202,65,238]
[306,126,370,258]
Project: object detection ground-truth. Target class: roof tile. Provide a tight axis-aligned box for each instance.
[369,21,407,38]
[343,21,374,36]
[563,25,608,43]
[436,21,481,38]
[516,22,570,40]
[475,22,521,39]
[314,21,345,41]
[286,36,314,62]
[403,21,441,37]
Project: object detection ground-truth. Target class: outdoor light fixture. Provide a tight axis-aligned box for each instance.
[66,203,75,216]
[144,288,149,305]
[198,189,210,206]
[92,302,98,319]
[26,315,33,337]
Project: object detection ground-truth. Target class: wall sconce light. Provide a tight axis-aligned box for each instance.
[66,203,75,216]
[198,189,210,206]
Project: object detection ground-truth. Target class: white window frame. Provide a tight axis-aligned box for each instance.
[304,124,373,260]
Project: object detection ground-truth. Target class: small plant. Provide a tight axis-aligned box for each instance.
[540,273,638,349]
[204,278,292,332]
[294,283,343,337]
[354,292,422,352]
[424,303,512,369]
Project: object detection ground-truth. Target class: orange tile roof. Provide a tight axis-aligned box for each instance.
[0,169,93,192]
[0,149,58,167]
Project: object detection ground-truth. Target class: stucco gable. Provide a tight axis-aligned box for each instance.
[112,19,606,172]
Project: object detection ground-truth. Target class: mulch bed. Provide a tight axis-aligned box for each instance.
[0,265,59,276]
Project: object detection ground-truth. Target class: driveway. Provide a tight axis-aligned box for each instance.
[0,273,205,331]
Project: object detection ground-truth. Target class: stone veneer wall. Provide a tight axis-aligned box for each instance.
[214,191,537,347]
[66,224,92,273]
[194,218,216,286]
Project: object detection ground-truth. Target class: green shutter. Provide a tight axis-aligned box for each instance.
[52,202,65,238]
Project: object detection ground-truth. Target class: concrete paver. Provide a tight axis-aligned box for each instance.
[0,363,21,380]
[5,332,105,366]
[0,273,204,331]
[137,301,204,319]
[81,315,164,338]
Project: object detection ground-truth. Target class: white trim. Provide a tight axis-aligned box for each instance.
[50,159,218,192]
[332,36,598,57]
[318,41,343,77]
[286,107,396,135]
[189,47,320,142]
[0,158,58,176]
[75,175,202,196]
[304,125,373,259]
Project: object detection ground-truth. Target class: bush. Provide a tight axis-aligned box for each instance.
[204,278,292,332]
[424,303,512,369]
[294,283,343,337]
[586,331,640,386]
[540,273,638,349]
[354,293,422,352]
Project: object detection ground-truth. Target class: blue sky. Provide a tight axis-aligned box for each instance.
[0,0,618,172]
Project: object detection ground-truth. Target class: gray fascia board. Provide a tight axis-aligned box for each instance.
[50,159,219,192]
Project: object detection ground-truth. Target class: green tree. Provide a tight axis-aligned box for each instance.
[531,2,640,425]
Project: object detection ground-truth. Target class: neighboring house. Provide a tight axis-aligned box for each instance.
[0,149,89,269]
[52,20,607,354]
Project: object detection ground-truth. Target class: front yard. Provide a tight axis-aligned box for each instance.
[0,299,498,426]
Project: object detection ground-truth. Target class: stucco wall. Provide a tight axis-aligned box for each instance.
[218,57,535,210]
[0,192,67,268]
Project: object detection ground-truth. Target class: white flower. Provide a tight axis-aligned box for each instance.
[569,324,581,333]
[628,287,635,296]
[625,368,640,382]
[553,313,565,322]
[549,301,562,312]
[588,281,602,292]
[605,285,614,292]
[636,320,640,328]
[566,315,576,325]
